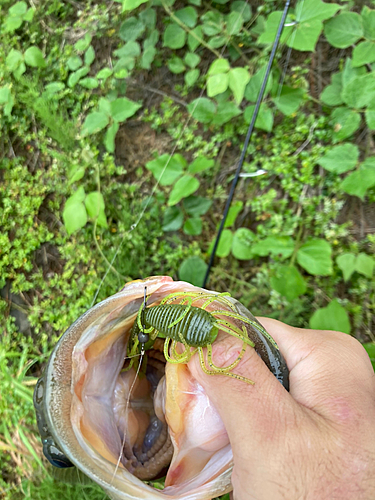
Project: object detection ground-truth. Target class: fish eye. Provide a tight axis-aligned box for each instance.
[43,438,74,468]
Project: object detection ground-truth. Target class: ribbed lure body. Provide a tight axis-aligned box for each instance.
[143,304,218,347]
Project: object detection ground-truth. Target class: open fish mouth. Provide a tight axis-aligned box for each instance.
[34,276,289,500]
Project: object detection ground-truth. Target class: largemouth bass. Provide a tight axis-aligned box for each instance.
[34,276,289,499]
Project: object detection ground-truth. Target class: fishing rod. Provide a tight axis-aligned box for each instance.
[203,0,291,288]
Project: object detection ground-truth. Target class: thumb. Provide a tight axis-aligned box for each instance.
[188,319,297,461]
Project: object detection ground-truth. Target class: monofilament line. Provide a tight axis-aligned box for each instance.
[202,0,291,288]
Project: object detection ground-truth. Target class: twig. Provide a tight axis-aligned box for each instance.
[292,121,318,156]
[127,79,187,107]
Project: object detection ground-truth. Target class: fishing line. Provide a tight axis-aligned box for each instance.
[202,0,291,288]
[111,287,148,485]
[92,0,252,303]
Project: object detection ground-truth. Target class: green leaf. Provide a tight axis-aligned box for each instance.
[273,86,305,115]
[109,97,141,122]
[366,108,375,130]
[65,186,85,206]
[74,34,92,52]
[352,41,375,67]
[85,191,108,228]
[252,236,295,259]
[44,82,65,95]
[68,165,85,185]
[81,112,109,136]
[207,73,229,97]
[24,46,46,68]
[244,103,273,132]
[79,77,99,89]
[331,107,361,142]
[188,98,216,123]
[184,52,200,68]
[6,49,23,72]
[183,196,212,216]
[67,56,83,71]
[98,98,111,116]
[226,11,243,36]
[175,6,197,28]
[295,0,339,23]
[4,15,23,32]
[67,67,89,88]
[188,157,214,174]
[208,58,230,75]
[363,343,375,371]
[179,256,207,287]
[336,253,356,282]
[211,229,233,258]
[114,41,141,58]
[324,12,363,48]
[309,300,351,334]
[141,46,156,69]
[187,25,203,51]
[228,68,250,104]
[258,0,337,52]
[224,201,243,228]
[355,252,374,278]
[231,1,252,23]
[113,56,135,74]
[297,238,333,276]
[0,86,13,108]
[208,35,226,49]
[183,217,202,235]
[96,68,113,80]
[120,0,148,12]
[289,19,324,52]
[318,144,359,174]
[185,69,200,87]
[9,1,27,15]
[139,8,156,29]
[231,228,255,260]
[258,11,292,45]
[146,154,184,186]
[270,265,306,302]
[104,122,119,153]
[119,16,145,41]
[84,46,95,66]
[342,57,366,90]
[339,157,375,200]
[201,11,223,36]
[168,175,200,206]
[362,6,375,41]
[211,101,241,126]
[245,65,273,102]
[14,62,26,79]
[320,72,343,106]
[168,56,186,74]
[342,73,375,109]
[163,24,186,49]
[63,198,88,235]
[162,206,184,231]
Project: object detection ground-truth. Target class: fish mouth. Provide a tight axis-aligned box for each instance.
[35,276,235,499]
[34,276,289,499]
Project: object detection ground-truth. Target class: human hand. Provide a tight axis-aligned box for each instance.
[189,318,375,500]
